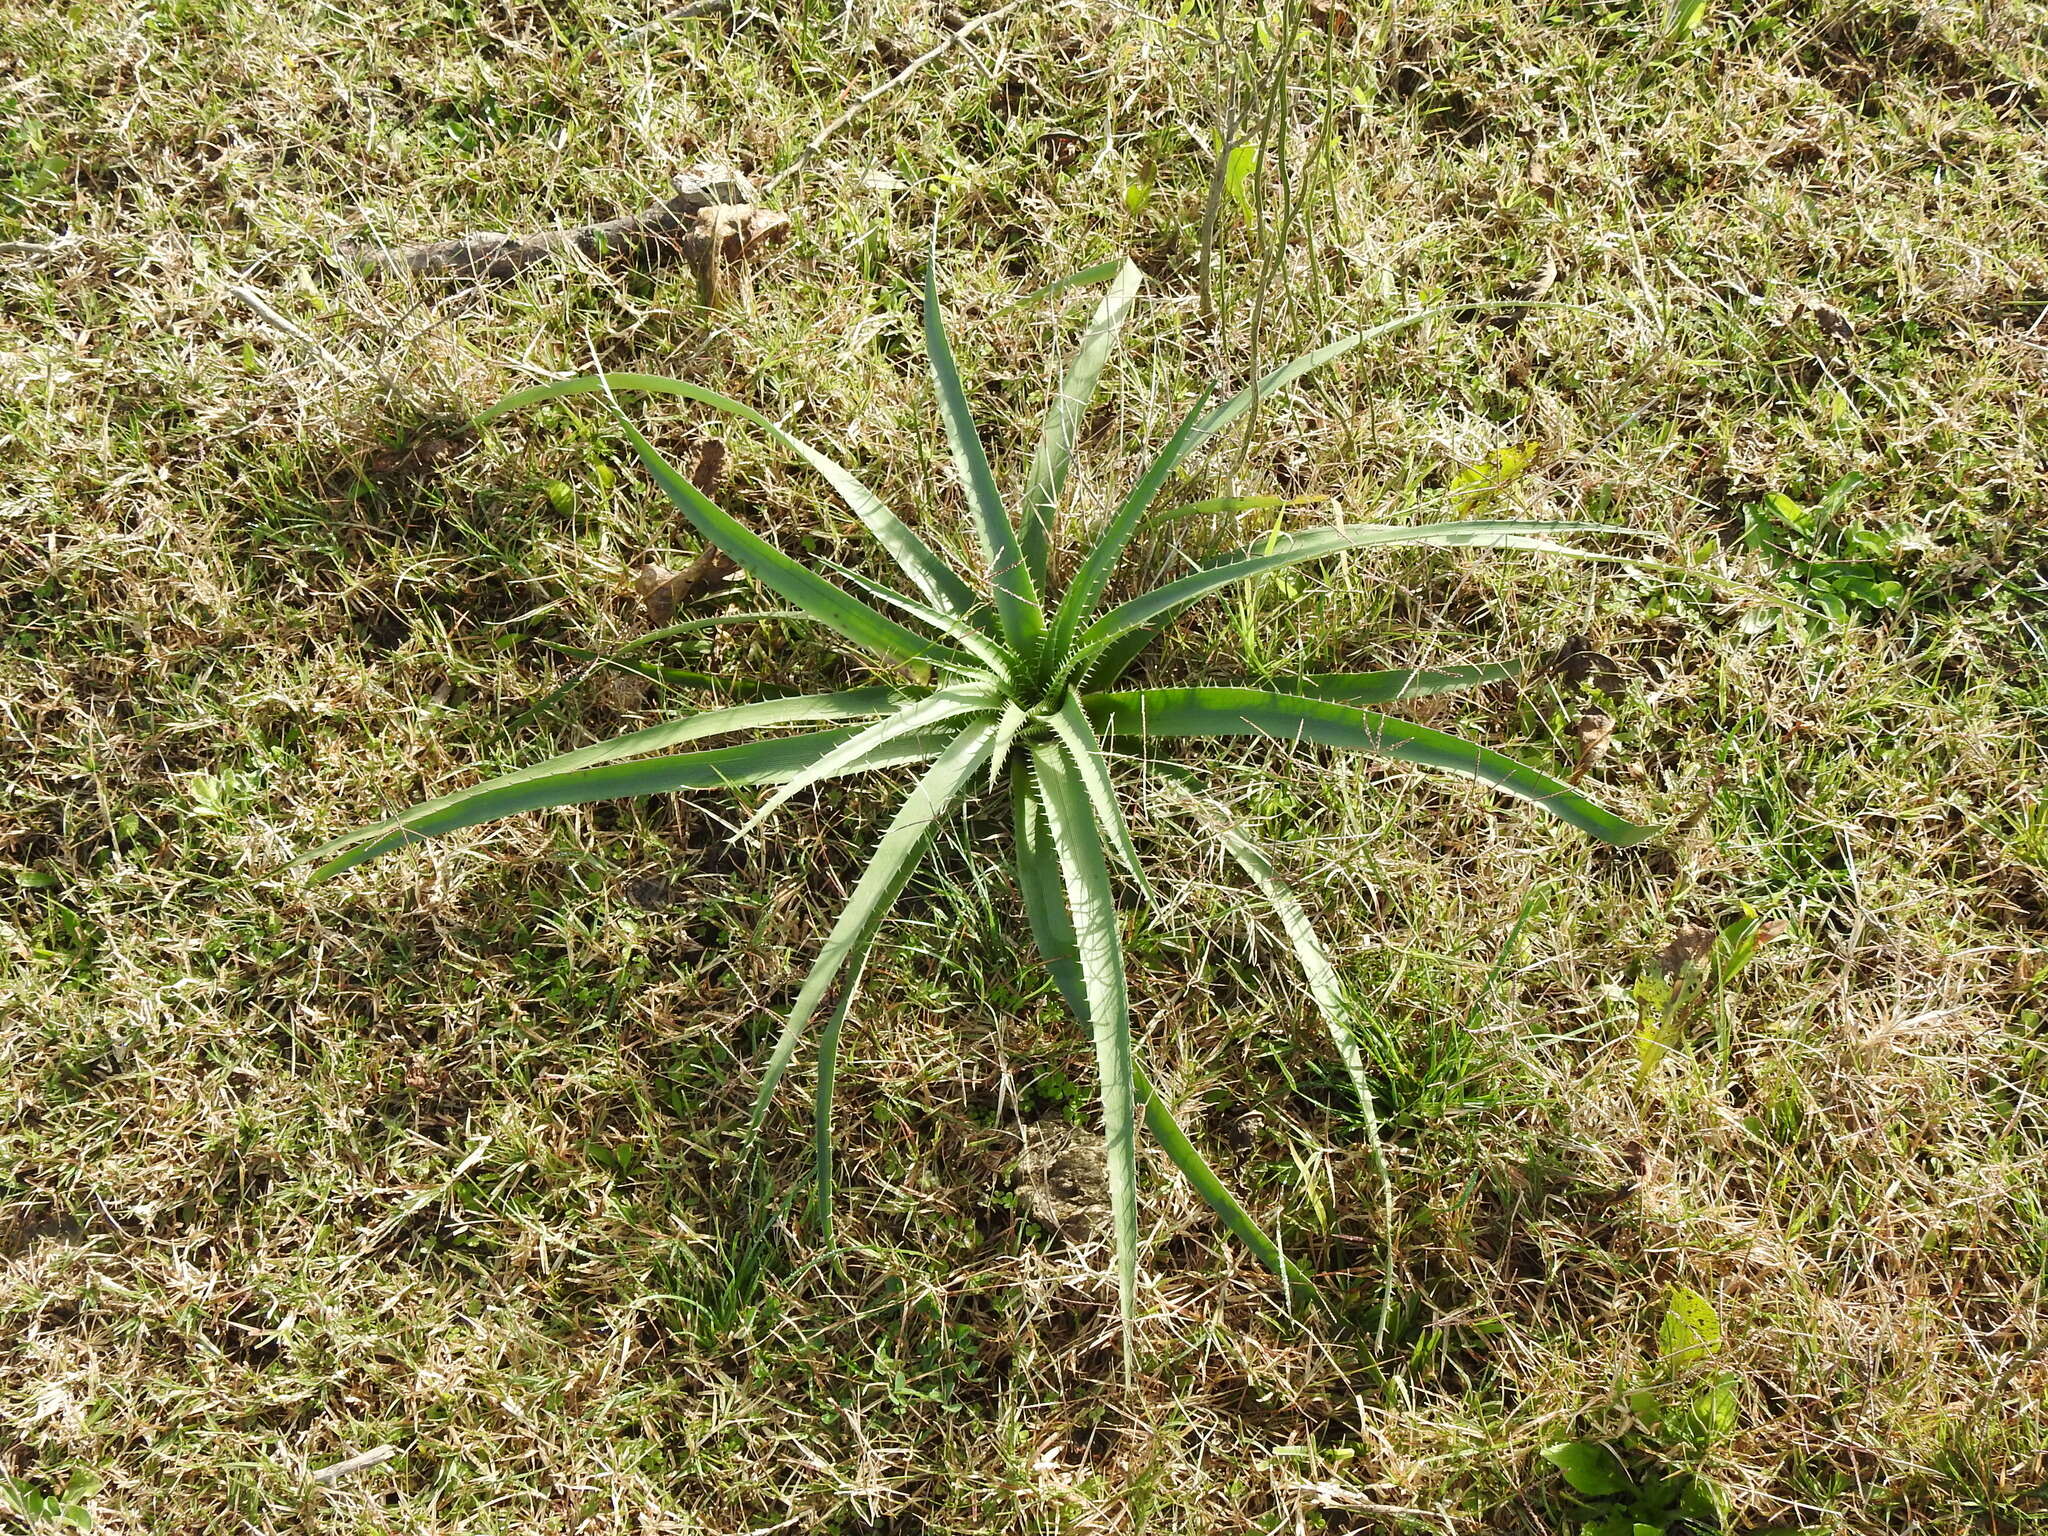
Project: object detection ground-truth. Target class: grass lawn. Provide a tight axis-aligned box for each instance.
[4,0,2046,1530]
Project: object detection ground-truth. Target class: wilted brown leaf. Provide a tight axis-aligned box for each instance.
[1658,923,1717,981]
[634,440,737,624]
[1551,634,1624,695]
[1570,710,1615,781]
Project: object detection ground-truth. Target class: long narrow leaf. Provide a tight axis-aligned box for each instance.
[481,373,986,627]
[309,724,960,881]
[1053,309,1456,673]
[1071,521,1614,675]
[1266,660,1525,706]
[1153,764,1384,1328]
[1068,523,1616,692]
[924,258,1043,647]
[1000,258,1128,313]
[1078,615,1176,694]
[1132,1062,1315,1303]
[1042,298,1604,676]
[1029,742,1140,1364]
[1018,259,1143,589]
[1050,389,1211,660]
[987,702,1029,792]
[736,682,1001,836]
[296,688,916,871]
[1043,690,1152,900]
[1088,687,1658,846]
[1011,776,1311,1301]
[1012,775,1086,1011]
[811,947,868,1242]
[1157,772,1368,1110]
[820,554,1017,682]
[611,410,980,671]
[527,642,771,698]
[750,721,999,1127]
[614,609,812,656]
[1183,308,1458,458]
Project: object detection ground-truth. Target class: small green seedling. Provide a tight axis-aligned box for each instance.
[1542,1288,1751,1535]
[2,1471,97,1531]
[295,258,1656,1357]
[1742,472,1910,627]
[1635,906,1785,1084]
[1447,442,1540,515]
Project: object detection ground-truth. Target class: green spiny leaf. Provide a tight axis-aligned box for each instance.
[1019,259,1143,589]
[924,254,1043,647]
[1029,741,1140,1368]
[750,721,999,1129]
[482,373,986,627]
[1089,687,1658,847]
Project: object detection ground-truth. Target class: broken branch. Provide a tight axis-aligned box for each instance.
[339,164,790,300]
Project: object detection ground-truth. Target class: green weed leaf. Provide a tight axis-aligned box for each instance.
[484,373,985,628]
[1089,687,1657,846]
[1678,1373,1741,1444]
[1029,741,1141,1366]
[1678,1473,1732,1526]
[1541,1440,1631,1496]
[1223,141,1258,217]
[1658,1286,1722,1364]
[924,253,1043,647]
[1666,0,1709,38]
[1019,259,1143,588]
[304,254,1668,1344]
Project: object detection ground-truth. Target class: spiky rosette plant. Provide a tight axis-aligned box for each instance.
[298,260,1655,1342]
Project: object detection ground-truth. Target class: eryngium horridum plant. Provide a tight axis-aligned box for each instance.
[298,260,1655,1350]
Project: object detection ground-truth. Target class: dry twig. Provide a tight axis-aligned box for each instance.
[339,164,790,300]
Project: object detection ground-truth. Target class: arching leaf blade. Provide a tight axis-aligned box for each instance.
[296,688,918,871]
[1088,687,1658,846]
[482,373,986,627]
[749,721,999,1128]
[987,702,1029,793]
[810,947,868,1243]
[611,412,977,671]
[1074,522,1616,667]
[1132,1062,1315,1305]
[821,554,1018,682]
[924,258,1043,647]
[1183,307,1461,456]
[309,724,959,881]
[1011,775,1312,1304]
[1050,388,1211,660]
[1019,259,1144,588]
[1264,660,1525,706]
[735,682,1001,837]
[1043,690,1152,901]
[1029,742,1140,1368]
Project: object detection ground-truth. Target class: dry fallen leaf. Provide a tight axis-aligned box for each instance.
[1570,710,1615,781]
[1015,1122,1110,1243]
[689,203,792,306]
[1658,924,1717,981]
[1306,0,1357,37]
[634,440,737,624]
[1809,300,1855,342]
[634,556,684,627]
[1551,633,1625,696]
[688,437,726,497]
